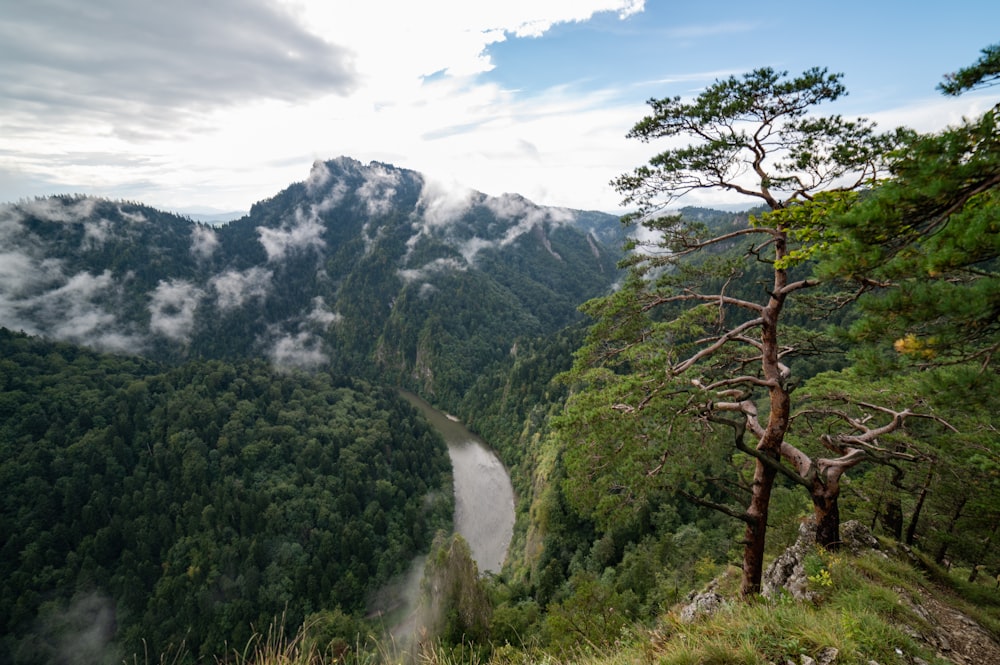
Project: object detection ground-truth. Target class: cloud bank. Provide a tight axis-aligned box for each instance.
[257,208,326,262]
[210,267,273,311]
[148,279,204,343]
[2,0,355,132]
[0,0,651,214]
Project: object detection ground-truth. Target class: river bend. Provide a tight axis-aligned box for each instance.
[400,390,515,574]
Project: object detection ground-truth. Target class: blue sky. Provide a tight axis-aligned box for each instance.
[1,0,998,214]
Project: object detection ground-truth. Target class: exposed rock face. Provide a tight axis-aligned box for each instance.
[763,520,820,601]
[763,519,880,601]
[678,591,725,624]
[839,520,881,555]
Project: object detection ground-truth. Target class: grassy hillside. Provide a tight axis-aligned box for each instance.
[212,530,1000,665]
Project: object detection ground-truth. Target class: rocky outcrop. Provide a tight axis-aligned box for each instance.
[763,519,881,601]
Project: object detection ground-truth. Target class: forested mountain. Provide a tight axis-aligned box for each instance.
[4,107,1000,665]
[0,157,623,403]
[0,329,452,662]
[0,159,627,662]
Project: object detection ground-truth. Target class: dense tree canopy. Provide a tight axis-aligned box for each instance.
[0,329,452,662]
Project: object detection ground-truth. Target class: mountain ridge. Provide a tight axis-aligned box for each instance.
[0,157,626,400]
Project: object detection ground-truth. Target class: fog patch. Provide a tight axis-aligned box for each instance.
[190,224,219,260]
[357,163,402,217]
[257,206,326,262]
[44,272,141,352]
[23,590,120,665]
[118,207,147,224]
[367,554,427,652]
[14,196,100,224]
[210,267,272,310]
[397,257,467,284]
[456,236,495,265]
[0,258,144,353]
[417,177,476,229]
[305,296,342,327]
[265,329,329,370]
[486,193,575,248]
[305,160,332,194]
[0,251,63,297]
[82,218,114,249]
[148,279,204,343]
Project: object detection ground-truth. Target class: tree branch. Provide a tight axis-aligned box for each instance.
[676,488,752,524]
[673,317,765,374]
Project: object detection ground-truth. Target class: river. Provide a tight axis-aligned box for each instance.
[400,390,515,574]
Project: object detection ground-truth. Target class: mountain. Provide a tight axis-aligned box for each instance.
[0,157,624,401]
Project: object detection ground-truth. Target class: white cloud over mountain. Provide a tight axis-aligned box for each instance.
[0,1,649,214]
[148,279,204,343]
[2,0,997,219]
[257,208,327,262]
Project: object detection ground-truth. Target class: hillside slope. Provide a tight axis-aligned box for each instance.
[0,158,624,400]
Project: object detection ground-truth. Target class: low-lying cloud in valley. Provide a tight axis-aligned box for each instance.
[210,267,273,311]
[148,279,204,343]
[265,328,329,370]
[190,224,220,260]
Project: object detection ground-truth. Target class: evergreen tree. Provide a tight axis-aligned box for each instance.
[565,67,899,595]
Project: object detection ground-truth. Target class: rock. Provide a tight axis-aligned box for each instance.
[678,591,725,623]
[816,646,839,664]
[763,521,819,601]
[840,520,880,554]
[763,520,881,600]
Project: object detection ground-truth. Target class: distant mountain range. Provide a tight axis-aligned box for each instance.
[0,157,626,400]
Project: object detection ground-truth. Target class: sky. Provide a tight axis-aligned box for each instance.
[2,0,999,216]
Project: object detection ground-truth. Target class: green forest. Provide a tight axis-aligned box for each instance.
[0,330,452,661]
[2,44,1000,665]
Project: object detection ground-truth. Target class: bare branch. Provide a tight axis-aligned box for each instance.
[676,488,752,524]
[673,317,765,374]
[644,290,763,314]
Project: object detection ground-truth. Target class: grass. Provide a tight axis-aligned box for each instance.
[144,546,999,665]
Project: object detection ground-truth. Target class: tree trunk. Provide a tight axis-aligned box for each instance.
[882,497,903,540]
[969,520,999,584]
[741,457,777,596]
[905,466,934,546]
[811,486,841,550]
[935,496,967,565]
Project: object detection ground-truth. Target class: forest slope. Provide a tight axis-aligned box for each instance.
[0,158,624,403]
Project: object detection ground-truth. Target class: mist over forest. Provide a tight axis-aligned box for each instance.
[4,46,1000,663]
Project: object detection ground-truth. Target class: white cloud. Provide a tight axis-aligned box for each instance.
[266,329,329,370]
[397,257,469,284]
[10,197,100,224]
[305,160,333,195]
[82,218,113,249]
[148,279,204,342]
[305,296,342,327]
[210,267,273,310]
[0,252,62,298]
[0,1,649,214]
[257,206,326,261]
[357,163,404,217]
[8,0,990,221]
[289,1,644,80]
[417,177,478,229]
[190,225,220,260]
[0,258,145,353]
[456,237,496,265]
